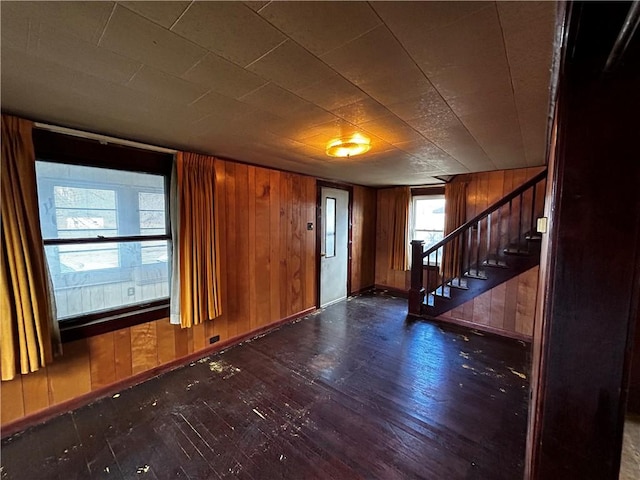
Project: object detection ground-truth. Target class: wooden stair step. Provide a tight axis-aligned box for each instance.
[465,268,487,279]
[503,246,532,256]
[449,277,469,289]
[483,258,509,268]
[525,232,543,241]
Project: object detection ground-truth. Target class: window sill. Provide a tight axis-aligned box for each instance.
[59,299,170,343]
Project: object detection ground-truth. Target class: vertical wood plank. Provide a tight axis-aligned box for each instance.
[362,188,377,289]
[130,323,158,375]
[114,328,132,381]
[280,173,290,317]
[21,368,49,415]
[472,290,492,327]
[235,163,251,334]
[516,266,539,336]
[289,174,303,315]
[1,375,25,424]
[247,166,257,330]
[375,189,390,286]
[462,298,475,321]
[88,332,116,390]
[47,339,91,405]
[269,170,281,322]
[156,318,177,365]
[503,277,519,332]
[255,167,271,326]
[303,176,316,308]
[489,282,507,330]
[191,322,207,352]
[225,161,238,338]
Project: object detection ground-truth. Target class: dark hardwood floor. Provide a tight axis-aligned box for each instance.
[1,293,531,479]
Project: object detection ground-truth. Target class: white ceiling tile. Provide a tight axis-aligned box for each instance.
[243,2,271,13]
[171,2,286,67]
[358,67,433,106]
[331,98,390,124]
[295,74,368,111]
[0,1,115,45]
[33,24,141,85]
[247,40,335,92]
[190,90,258,119]
[120,1,190,28]
[387,88,450,123]
[374,1,492,36]
[385,4,505,77]
[257,1,381,56]
[429,62,512,101]
[0,4,31,50]
[1,1,556,185]
[239,83,309,116]
[498,1,555,167]
[360,115,424,145]
[321,25,413,85]
[127,66,210,105]
[181,53,268,99]
[101,5,207,76]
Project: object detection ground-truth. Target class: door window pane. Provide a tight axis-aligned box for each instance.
[325,197,336,258]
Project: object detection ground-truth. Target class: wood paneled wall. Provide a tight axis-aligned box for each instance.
[351,185,377,293]
[1,158,322,426]
[456,166,546,224]
[2,157,379,427]
[437,266,539,339]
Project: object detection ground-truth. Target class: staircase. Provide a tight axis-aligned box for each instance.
[408,170,547,318]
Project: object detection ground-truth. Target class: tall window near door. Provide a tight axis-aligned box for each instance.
[32,129,172,336]
[412,195,445,265]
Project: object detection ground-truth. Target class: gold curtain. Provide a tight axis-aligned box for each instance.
[389,187,411,271]
[442,181,467,280]
[1,115,58,381]
[176,152,222,328]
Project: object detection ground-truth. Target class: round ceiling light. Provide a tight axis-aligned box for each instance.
[326,134,371,158]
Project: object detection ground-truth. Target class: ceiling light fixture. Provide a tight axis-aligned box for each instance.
[326,134,371,158]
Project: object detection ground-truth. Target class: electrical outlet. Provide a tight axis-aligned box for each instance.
[209,335,220,344]
[127,287,135,296]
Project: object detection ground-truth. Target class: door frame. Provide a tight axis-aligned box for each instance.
[316,180,353,308]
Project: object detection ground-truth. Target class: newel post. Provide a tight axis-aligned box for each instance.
[408,240,425,316]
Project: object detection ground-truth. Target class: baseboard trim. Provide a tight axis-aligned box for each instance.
[418,314,532,343]
[1,306,316,439]
[373,285,409,298]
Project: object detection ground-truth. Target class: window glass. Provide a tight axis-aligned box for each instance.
[36,161,170,321]
[325,197,336,258]
[412,195,445,265]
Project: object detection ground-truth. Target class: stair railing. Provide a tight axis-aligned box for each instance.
[408,169,548,316]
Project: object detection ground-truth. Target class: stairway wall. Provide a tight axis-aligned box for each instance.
[437,266,539,340]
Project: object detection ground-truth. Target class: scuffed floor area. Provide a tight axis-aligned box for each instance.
[1,293,530,479]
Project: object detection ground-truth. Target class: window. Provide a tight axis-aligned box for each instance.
[412,195,445,265]
[325,197,336,258]
[33,129,173,340]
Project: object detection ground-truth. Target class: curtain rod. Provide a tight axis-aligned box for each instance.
[34,122,177,155]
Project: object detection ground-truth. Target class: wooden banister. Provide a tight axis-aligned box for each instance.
[422,169,547,259]
[410,169,548,318]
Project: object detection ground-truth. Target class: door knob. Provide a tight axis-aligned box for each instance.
[321,252,326,257]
